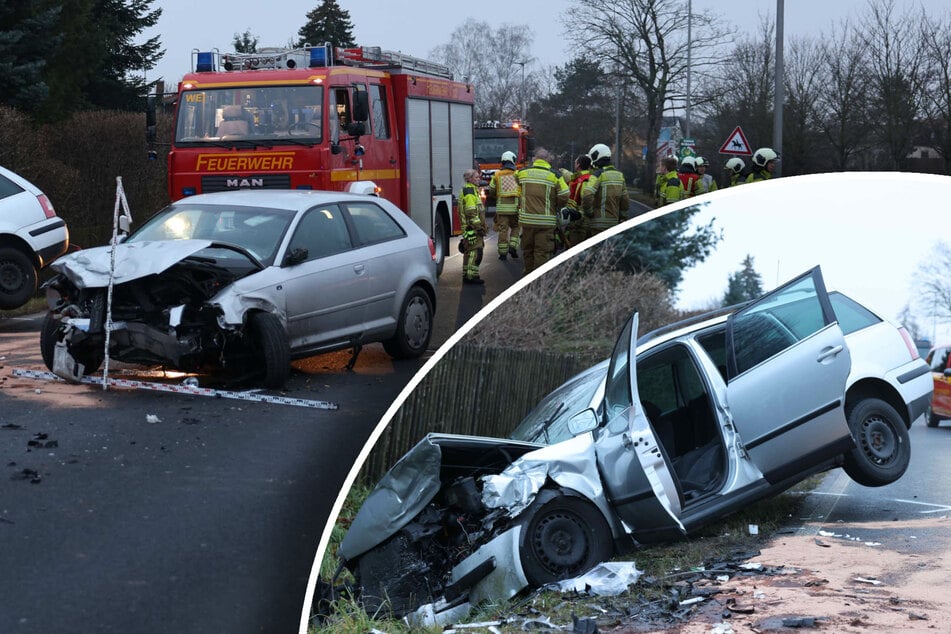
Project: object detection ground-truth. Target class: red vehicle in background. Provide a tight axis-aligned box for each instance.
[473,122,535,201]
[153,44,475,275]
[926,344,951,427]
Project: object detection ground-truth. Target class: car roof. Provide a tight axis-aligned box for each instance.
[175,190,394,213]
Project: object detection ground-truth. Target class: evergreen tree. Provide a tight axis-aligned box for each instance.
[0,2,61,113]
[233,29,259,53]
[296,0,356,49]
[722,255,764,306]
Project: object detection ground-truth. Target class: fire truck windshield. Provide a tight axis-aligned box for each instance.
[473,136,520,165]
[174,85,323,145]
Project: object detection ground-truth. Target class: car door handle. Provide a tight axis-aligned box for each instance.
[353,264,365,274]
[816,345,844,363]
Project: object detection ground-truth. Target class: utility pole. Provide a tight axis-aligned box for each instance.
[686,0,692,140]
[773,0,784,176]
[515,60,528,121]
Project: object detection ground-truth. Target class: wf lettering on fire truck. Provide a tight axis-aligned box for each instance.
[163,44,474,275]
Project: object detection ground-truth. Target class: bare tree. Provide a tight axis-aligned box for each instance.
[429,19,538,121]
[814,21,872,170]
[913,241,951,330]
[920,9,951,173]
[856,0,928,169]
[562,0,729,187]
[781,34,826,174]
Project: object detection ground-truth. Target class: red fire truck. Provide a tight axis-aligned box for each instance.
[473,121,535,176]
[159,44,475,274]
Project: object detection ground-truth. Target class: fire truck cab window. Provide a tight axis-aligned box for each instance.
[332,88,352,134]
[370,84,391,140]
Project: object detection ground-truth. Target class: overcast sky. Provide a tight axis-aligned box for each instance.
[144,0,950,85]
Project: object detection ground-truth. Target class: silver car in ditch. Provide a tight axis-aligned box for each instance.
[40,190,437,387]
[335,267,931,622]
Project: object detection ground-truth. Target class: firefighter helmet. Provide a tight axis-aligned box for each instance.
[588,143,611,162]
[752,147,779,167]
[500,151,517,164]
[680,155,697,171]
[694,156,708,168]
[725,157,746,174]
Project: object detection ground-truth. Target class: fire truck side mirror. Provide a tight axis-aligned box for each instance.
[352,90,369,122]
[345,121,366,137]
[330,143,343,155]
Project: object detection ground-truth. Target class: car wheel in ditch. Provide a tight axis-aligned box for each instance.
[0,247,37,310]
[926,404,940,428]
[382,287,433,359]
[249,312,290,388]
[843,398,910,487]
[40,312,103,375]
[518,489,614,586]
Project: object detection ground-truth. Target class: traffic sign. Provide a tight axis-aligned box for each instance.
[719,126,752,155]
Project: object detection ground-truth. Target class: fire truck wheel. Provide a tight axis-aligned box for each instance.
[434,213,448,277]
[383,286,433,359]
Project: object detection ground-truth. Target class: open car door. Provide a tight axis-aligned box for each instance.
[594,313,686,538]
[724,266,852,484]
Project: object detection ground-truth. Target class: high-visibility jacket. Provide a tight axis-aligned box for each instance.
[699,173,718,194]
[515,158,569,227]
[458,184,484,233]
[658,170,685,205]
[582,165,630,231]
[727,173,745,187]
[679,172,702,197]
[487,167,520,215]
[746,168,772,184]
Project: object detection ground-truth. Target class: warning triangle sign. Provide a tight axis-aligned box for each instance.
[718,126,752,156]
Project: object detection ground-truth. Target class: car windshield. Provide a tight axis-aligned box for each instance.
[127,203,295,266]
[509,360,608,445]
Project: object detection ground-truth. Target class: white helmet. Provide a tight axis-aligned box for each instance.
[500,151,516,164]
[752,147,779,167]
[694,156,707,168]
[588,143,611,162]
[725,157,746,174]
[680,155,696,171]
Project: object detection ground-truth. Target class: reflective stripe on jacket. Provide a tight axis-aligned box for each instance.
[582,165,630,230]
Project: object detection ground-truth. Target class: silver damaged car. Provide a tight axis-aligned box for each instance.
[40,190,437,387]
[335,266,932,622]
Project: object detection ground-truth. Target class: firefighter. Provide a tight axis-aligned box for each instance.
[657,156,685,206]
[746,147,779,183]
[678,155,702,198]
[458,169,487,284]
[582,143,630,236]
[695,156,717,195]
[486,151,521,260]
[724,157,746,187]
[564,154,592,247]
[515,147,569,276]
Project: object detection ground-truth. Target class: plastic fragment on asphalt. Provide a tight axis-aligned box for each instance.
[146,414,161,423]
[553,561,643,596]
[710,623,735,634]
[572,615,598,634]
[716,575,730,583]
[781,617,818,628]
[680,597,704,607]
[739,563,763,571]
[853,577,883,585]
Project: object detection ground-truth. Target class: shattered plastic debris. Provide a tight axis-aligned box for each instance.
[853,577,883,586]
[710,623,735,634]
[748,524,759,535]
[553,561,643,596]
[146,414,162,423]
[679,597,704,607]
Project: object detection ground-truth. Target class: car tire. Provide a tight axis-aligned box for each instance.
[40,312,103,375]
[434,213,448,277]
[518,489,614,587]
[926,404,940,428]
[382,287,433,360]
[842,398,910,487]
[0,246,38,310]
[249,312,290,388]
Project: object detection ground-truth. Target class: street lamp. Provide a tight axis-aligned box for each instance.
[515,60,528,121]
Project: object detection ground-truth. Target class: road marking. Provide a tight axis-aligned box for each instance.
[810,491,951,514]
[11,368,339,410]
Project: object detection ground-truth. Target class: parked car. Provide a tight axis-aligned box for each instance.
[0,165,69,310]
[925,344,951,426]
[335,267,932,621]
[40,190,437,387]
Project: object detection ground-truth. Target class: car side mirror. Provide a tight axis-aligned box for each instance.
[283,247,308,266]
[566,409,599,436]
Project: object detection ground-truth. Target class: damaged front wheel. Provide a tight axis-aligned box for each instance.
[39,312,103,375]
[249,312,291,388]
[518,489,613,586]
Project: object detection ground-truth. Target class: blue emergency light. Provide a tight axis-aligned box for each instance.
[309,45,331,68]
[195,51,215,72]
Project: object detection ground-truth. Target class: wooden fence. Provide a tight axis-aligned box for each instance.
[357,344,593,483]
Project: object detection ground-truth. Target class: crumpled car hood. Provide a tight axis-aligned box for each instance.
[51,239,215,289]
[338,433,542,562]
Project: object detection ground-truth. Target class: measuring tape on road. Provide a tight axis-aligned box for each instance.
[11,368,339,410]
